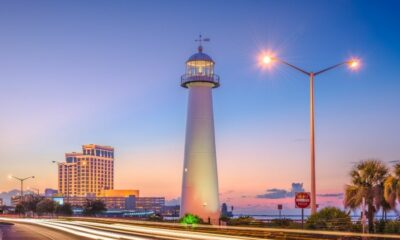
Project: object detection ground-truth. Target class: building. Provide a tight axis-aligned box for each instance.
[58,144,114,198]
[134,197,165,213]
[180,37,220,223]
[163,205,180,217]
[0,198,3,206]
[52,195,164,213]
[99,189,139,198]
[221,203,233,218]
[10,194,37,207]
[44,188,58,197]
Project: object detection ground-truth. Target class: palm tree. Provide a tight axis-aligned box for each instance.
[344,160,388,232]
[384,163,400,211]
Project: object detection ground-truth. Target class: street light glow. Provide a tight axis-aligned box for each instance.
[258,52,276,70]
[262,55,273,64]
[348,58,361,70]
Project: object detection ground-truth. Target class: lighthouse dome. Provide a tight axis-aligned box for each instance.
[187,51,214,63]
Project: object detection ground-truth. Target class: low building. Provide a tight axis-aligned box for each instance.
[135,197,165,213]
[45,188,58,197]
[11,194,37,207]
[11,196,21,207]
[163,205,180,217]
[52,195,165,213]
[100,189,139,198]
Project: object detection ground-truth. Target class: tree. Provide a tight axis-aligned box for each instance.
[344,159,388,232]
[22,195,44,214]
[36,199,55,216]
[15,204,25,215]
[55,203,73,216]
[306,207,352,231]
[384,163,400,210]
[82,199,107,216]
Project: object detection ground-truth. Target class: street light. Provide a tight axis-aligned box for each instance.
[9,175,35,203]
[261,53,361,214]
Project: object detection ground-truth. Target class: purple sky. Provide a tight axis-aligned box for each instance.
[0,0,399,214]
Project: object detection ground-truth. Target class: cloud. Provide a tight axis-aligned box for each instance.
[257,189,288,199]
[317,193,344,198]
[256,183,305,199]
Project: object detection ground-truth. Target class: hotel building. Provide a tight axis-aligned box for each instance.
[58,144,114,198]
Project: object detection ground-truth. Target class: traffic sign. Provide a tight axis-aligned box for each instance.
[295,192,311,209]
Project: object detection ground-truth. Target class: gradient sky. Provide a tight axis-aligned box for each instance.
[1,0,399,214]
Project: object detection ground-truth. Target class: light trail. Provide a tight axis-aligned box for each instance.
[3,217,400,239]
[66,216,400,239]
[56,220,264,240]
[0,218,266,240]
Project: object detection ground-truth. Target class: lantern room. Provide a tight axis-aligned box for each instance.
[181,45,220,88]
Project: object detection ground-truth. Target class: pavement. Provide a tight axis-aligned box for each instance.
[0,218,265,240]
[3,217,400,240]
[0,221,89,240]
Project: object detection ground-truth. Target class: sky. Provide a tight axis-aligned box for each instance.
[0,0,399,214]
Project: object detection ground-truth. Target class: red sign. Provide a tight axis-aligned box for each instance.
[295,192,311,209]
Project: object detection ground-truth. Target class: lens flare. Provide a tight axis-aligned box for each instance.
[348,58,361,70]
[262,55,272,64]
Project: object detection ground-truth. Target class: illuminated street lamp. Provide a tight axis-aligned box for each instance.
[261,53,360,214]
[8,175,35,203]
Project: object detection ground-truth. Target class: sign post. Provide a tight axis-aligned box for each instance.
[295,192,311,229]
[277,204,283,219]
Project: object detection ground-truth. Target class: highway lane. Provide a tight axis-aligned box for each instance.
[7,218,400,240]
[0,221,90,240]
[0,218,267,240]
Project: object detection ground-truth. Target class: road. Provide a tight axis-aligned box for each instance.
[0,218,264,240]
[0,221,90,240]
[2,217,400,240]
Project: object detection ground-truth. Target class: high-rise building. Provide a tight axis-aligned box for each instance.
[58,144,114,198]
[180,37,220,223]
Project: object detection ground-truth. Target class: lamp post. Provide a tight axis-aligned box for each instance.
[52,160,69,203]
[9,175,35,203]
[261,54,360,214]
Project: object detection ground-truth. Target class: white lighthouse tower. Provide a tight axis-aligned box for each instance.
[180,36,220,223]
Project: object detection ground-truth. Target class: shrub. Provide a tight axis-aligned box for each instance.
[270,218,296,228]
[179,213,203,226]
[36,199,55,216]
[147,213,163,222]
[374,219,386,233]
[384,220,400,234]
[55,203,73,216]
[82,199,107,216]
[306,207,352,231]
[228,216,257,226]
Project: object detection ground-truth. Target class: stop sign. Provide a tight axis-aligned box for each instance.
[295,192,311,209]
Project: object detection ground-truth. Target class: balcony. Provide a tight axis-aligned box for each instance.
[181,74,220,88]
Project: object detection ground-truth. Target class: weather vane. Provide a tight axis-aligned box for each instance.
[195,34,210,52]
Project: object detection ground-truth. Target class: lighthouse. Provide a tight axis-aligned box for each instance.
[180,36,220,223]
